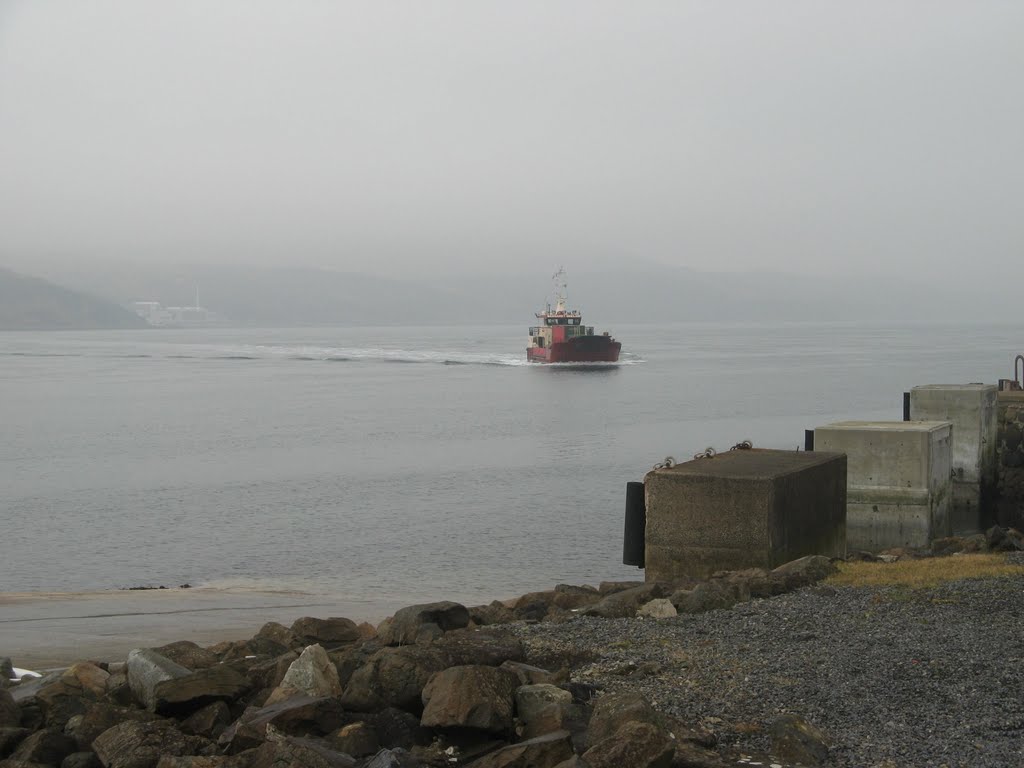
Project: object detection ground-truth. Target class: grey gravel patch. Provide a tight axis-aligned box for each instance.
[506,576,1024,767]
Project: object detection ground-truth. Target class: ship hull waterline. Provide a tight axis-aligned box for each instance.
[526,336,622,364]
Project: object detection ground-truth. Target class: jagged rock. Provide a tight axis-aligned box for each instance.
[217,696,343,754]
[586,692,663,747]
[9,672,62,705]
[10,729,77,766]
[583,584,666,619]
[289,618,360,649]
[152,643,219,672]
[466,730,574,768]
[770,555,837,591]
[65,704,159,751]
[499,662,559,688]
[248,623,300,657]
[597,581,645,595]
[364,709,431,752]
[0,691,20,728]
[378,602,470,647]
[845,550,881,562]
[92,721,214,768]
[959,533,988,553]
[102,676,132,710]
[360,748,420,768]
[512,588,600,622]
[671,582,736,615]
[581,720,675,768]
[551,758,585,768]
[18,665,110,730]
[153,759,234,768]
[435,630,525,668]
[126,650,192,712]
[241,738,354,768]
[326,722,378,758]
[246,653,299,692]
[986,525,1024,552]
[931,537,965,556]
[670,742,731,767]
[514,685,572,726]
[468,602,516,627]
[203,642,250,664]
[62,666,109,700]
[356,623,377,640]
[637,599,677,618]
[519,704,566,741]
[717,568,777,599]
[0,661,13,681]
[768,714,829,766]
[61,753,101,768]
[265,645,340,705]
[150,665,251,715]
[420,665,517,733]
[0,728,30,757]
[340,646,449,713]
[179,702,231,739]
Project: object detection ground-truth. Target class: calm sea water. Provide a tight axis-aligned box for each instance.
[1,323,1017,605]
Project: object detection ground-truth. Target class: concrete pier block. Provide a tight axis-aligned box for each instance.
[909,384,998,533]
[643,449,846,582]
[814,421,953,552]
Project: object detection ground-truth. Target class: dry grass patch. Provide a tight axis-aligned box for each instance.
[827,554,1024,589]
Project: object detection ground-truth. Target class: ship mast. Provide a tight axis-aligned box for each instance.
[552,267,568,313]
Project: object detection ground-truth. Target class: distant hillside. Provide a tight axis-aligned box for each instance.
[35,261,1006,327]
[0,267,147,330]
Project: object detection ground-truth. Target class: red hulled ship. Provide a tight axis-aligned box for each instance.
[527,269,621,364]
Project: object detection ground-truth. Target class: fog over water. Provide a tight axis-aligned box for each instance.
[0,2,1021,290]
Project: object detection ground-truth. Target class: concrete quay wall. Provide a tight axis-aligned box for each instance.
[995,391,1024,529]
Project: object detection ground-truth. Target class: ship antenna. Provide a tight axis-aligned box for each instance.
[552,266,567,313]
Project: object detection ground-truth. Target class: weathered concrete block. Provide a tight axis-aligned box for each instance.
[910,384,998,533]
[815,420,952,551]
[643,449,846,582]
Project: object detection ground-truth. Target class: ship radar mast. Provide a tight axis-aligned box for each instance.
[552,267,568,313]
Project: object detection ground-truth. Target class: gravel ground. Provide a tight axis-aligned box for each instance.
[507,573,1024,768]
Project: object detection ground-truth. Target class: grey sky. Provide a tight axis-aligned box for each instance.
[1,2,1021,279]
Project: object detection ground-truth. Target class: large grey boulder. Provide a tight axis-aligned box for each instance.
[770,555,837,591]
[217,695,343,754]
[126,650,191,712]
[247,623,300,657]
[10,727,77,765]
[340,646,449,713]
[247,736,355,768]
[178,702,232,740]
[378,602,470,646]
[768,714,830,766]
[420,665,517,733]
[151,643,219,671]
[265,644,340,705]
[65,703,159,751]
[289,617,361,648]
[515,684,573,726]
[150,666,251,715]
[583,584,667,619]
[0,726,30,756]
[581,720,675,768]
[92,720,214,768]
[586,692,664,748]
[0,689,20,728]
[465,730,574,768]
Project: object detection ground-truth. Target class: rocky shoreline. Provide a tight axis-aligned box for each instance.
[3,530,1024,768]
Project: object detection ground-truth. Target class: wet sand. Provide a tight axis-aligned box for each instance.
[0,587,408,669]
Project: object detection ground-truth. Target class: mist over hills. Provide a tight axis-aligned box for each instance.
[9,260,1010,328]
[0,267,146,330]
